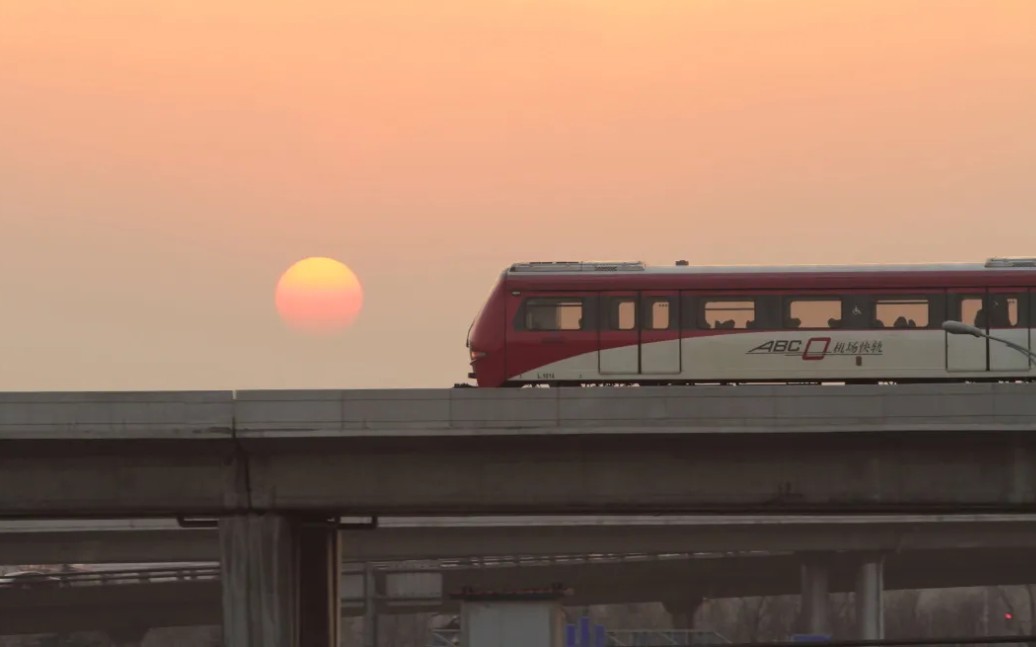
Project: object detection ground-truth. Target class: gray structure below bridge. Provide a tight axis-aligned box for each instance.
[798,551,885,639]
[4,548,1036,638]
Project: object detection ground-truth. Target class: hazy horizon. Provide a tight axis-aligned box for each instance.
[2,0,1035,391]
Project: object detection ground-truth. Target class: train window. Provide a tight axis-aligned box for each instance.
[522,298,584,331]
[959,296,984,328]
[988,295,1021,328]
[874,297,929,329]
[786,299,842,329]
[646,298,672,330]
[700,300,755,330]
[601,296,638,330]
[612,299,637,330]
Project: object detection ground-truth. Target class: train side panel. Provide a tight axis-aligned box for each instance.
[469,262,1036,386]
[506,327,1033,383]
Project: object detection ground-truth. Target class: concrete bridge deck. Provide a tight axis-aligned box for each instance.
[3,384,1036,517]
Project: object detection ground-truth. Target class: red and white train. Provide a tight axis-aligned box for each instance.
[464,258,1036,387]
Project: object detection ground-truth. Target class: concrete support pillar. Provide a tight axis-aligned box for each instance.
[219,514,340,647]
[299,519,342,647]
[664,596,704,630]
[363,563,378,647]
[800,555,831,635]
[855,553,885,640]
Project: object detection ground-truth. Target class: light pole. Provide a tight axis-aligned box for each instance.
[942,320,1036,367]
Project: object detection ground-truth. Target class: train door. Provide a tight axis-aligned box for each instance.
[946,290,987,372]
[639,291,681,375]
[988,288,1030,372]
[598,292,639,375]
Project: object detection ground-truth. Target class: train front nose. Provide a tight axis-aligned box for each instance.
[463,273,508,387]
[467,349,486,379]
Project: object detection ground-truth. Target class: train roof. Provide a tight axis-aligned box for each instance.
[506,258,1036,275]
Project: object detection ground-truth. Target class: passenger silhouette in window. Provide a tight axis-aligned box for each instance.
[988,298,1013,328]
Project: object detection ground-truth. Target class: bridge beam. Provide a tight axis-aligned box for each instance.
[219,514,340,647]
[5,385,1036,518]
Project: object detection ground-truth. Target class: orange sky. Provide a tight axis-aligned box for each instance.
[2,0,1035,390]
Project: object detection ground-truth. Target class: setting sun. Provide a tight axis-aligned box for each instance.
[275,257,364,334]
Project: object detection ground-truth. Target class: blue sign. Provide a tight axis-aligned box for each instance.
[565,615,607,647]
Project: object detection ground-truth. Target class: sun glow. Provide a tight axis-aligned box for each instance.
[274,257,363,334]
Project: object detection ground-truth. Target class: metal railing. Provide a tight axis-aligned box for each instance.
[0,551,754,590]
[373,552,749,572]
[427,632,1036,647]
[607,630,729,646]
[426,628,728,647]
[0,566,219,589]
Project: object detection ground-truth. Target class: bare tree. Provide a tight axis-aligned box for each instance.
[592,603,669,630]
[736,597,770,642]
[884,589,923,638]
